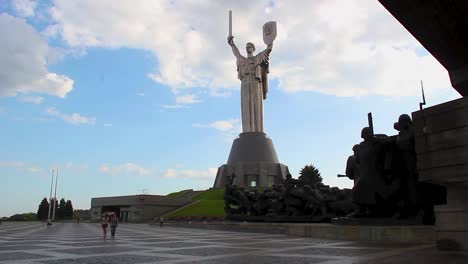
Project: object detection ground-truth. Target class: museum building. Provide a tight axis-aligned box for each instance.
[90,192,195,222]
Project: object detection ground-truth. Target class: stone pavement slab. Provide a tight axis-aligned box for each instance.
[0,222,465,264]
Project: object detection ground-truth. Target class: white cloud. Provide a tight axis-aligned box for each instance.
[210,119,238,132]
[33,117,53,122]
[29,73,74,98]
[0,13,74,98]
[0,161,89,177]
[45,107,96,125]
[136,92,145,96]
[25,167,43,173]
[99,163,151,176]
[12,0,37,17]
[193,119,240,133]
[161,94,201,109]
[45,0,451,98]
[161,104,187,109]
[162,168,217,180]
[0,161,44,174]
[19,95,43,104]
[47,162,89,174]
[175,94,201,105]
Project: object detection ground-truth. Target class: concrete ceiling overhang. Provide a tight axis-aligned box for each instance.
[378,0,468,96]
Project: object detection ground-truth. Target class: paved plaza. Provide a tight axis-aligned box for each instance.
[0,222,466,264]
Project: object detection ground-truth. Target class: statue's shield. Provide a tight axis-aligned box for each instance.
[263,21,277,45]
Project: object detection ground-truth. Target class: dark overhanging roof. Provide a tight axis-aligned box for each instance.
[377,0,468,96]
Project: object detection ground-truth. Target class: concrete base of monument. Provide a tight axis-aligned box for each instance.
[433,184,468,251]
[332,216,427,226]
[412,97,468,251]
[227,214,329,223]
[213,132,289,188]
[165,221,436,243]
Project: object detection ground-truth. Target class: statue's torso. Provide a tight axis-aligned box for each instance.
[238,55,262,80]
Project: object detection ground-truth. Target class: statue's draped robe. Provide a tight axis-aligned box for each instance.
[236,50,270,132]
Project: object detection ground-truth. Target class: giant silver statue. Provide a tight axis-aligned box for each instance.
[214,12,286,190]
[227,11,276,132]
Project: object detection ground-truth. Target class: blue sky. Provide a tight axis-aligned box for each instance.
[0,0,460,217]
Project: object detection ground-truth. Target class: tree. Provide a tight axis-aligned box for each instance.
[9,213,37,221]
[37,198,49,220]
[57,198,66,219]
[74,209,90,220]
[298,164,324,187]
[65,200,74,219]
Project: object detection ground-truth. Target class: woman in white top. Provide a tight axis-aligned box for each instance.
[101,215,108,240]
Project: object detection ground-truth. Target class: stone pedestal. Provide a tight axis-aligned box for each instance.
[435,184,468,251]
[412,96,468,251]
[213,132,289,188]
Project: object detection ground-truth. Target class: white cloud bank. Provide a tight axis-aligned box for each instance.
[99,163,151,176]
[162,94,202,109]
[12,0,37,17]
[45,107,96,125]
[0,14,73,99]
[193,118,241,141]
[193,119,240,133]
[0,161,44,174]
[20,95,44,104]
[44,0,451,97]
[162,168,217,180]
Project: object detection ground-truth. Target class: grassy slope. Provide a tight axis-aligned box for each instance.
[165,188,225,218]
[166,189,191,197]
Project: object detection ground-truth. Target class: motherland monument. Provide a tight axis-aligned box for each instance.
[213,11,289,188]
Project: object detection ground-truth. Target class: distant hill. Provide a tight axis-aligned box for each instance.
[2,212,37,221]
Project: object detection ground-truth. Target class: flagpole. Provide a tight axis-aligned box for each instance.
[47,170,54,221]
[52,168,58,221]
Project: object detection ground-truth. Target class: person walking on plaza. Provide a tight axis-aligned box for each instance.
[110,215,118,239]
[47,218,52,228]
[159,216,164,228]
[101,215,109,240]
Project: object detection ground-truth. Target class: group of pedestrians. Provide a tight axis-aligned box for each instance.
[101,214,118,240]
[45,212,163,239]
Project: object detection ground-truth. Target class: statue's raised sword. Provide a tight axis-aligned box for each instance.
[229,10,232,38]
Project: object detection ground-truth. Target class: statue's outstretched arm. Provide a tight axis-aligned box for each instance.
[258,43,273,64]
[258,43,272,55]
[231,44,243,59]
[266,43,273,53]
[228,36,244,59]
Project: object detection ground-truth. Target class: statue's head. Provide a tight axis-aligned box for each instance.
[352,144,360,155]
[361,127,373,141]
[246,42,255,54]
[394,114,412,131]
